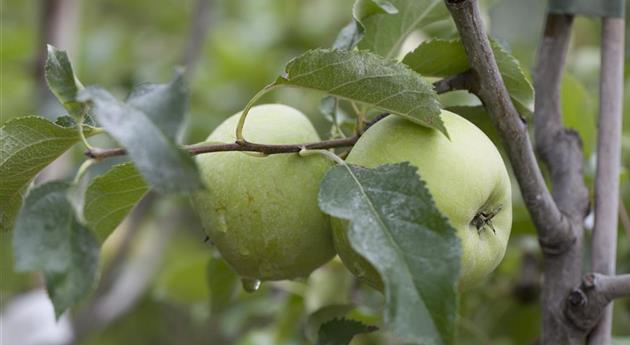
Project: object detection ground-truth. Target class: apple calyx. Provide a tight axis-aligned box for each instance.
[471,205,503,235]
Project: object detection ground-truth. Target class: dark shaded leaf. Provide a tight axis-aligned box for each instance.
[12,181,99,317]
[307,304,356,342]
[319,163,459,345]
[317,318,376,345]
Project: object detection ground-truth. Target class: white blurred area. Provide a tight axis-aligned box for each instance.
[0,289,74,345]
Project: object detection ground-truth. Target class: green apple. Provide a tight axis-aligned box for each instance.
[192,104,335,281]
[333,110,512,290]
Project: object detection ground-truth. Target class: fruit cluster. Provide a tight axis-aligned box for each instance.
[192,104,512,291]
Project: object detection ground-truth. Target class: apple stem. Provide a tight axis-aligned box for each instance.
[235,84,279,143]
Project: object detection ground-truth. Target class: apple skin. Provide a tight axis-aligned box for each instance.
[192,104,335,281]
[333,110,512,290]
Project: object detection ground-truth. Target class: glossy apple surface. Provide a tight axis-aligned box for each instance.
[192,104,335,281]
[333,110,512,290]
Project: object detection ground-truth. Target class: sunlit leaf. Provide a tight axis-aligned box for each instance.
[319,163,459,345]
[355,0,451,58]
[403,38,534,108]
[45,45,85,116]
[83,163,148,242]
[274,49,445,136]
[0,116,88,231]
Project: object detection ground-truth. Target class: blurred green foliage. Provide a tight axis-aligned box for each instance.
[2,0,630,344]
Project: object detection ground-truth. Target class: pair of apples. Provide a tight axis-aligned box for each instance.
[192,104,512,291]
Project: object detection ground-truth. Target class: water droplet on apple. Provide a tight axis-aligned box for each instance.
[241,278,261,293]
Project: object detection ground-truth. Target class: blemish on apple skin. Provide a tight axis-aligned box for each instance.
[245,192,255,204]
[216,209,228,233]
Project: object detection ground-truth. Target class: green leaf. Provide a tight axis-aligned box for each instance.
[78,87,202,193]
[155,251,212,305]
[353,0,398,19]
[1,116,86,231]
[45,45,85,116]
[403,38,534,108]
[12,181,99,317]
[402,38,468,77]
[274,49,445,136]
[306,304,356,342]
[316,318,376,345]
[207,256,239,313]
[319,163,460,345]
[0,188,25,233]
[355,0,451,58]
[126,69,188,141]
[83,163,148,242]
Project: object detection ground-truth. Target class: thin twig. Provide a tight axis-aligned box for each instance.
[432,71,475,94]
[85,113,390,161]
[588,16,625,345]
[181,0,213,76]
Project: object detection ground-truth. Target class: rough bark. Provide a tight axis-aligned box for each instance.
[532,14,590,344]
[443,1,593,344]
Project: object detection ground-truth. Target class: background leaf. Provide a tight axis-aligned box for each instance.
[307,304,356,342]
[0,116,86,231]
[12,181,99,317]
[126,69,188,141]
[319,163,460,345]
[78,87,201,193]
[402,38,468,77]
[83,163,149,242]
[45,45,85,116]
[274,49,445,135]
[355,0,451,58]
[561,73,596,157]
[316,318,376,345]
[403,38,534,108]
[0,188,26,233]
[207,256,240,314]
